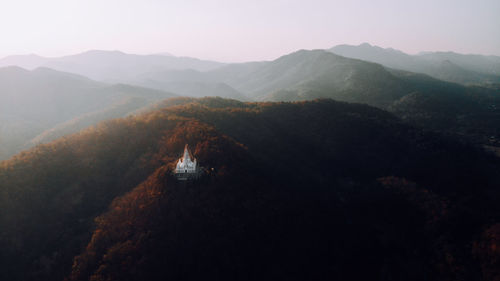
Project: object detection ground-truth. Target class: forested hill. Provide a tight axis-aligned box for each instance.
[0,97,499,281]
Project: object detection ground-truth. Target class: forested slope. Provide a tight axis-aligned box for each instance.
[0,98,498,281]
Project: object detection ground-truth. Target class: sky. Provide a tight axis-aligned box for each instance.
[0,0,498,62]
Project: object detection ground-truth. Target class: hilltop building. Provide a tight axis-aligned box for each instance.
[174,144,201,180]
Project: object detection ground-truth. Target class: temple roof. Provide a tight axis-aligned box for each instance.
[183,144,194,162]
[176,144,198,173]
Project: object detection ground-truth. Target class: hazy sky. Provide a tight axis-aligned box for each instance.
[0,0,498,62]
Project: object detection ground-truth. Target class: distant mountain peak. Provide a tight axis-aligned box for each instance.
[0,53,45,60]
[329,43,500,83]
[31,66,95,81]
[330,42,407,55]
[77,50,128,57]
[0,65,30,73]
[283,49,334,58]
[154,52,175,57]
[83,49,126,54]
[2,53,45,59]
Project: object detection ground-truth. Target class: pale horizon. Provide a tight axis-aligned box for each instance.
[0,0,499,63]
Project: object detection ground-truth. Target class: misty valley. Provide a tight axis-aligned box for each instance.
[1,44,500,281]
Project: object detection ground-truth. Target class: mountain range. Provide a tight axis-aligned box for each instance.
[330,43,500,85]
[138,49,500,145]
[1,46,499,160]
[3,45,499,88]
[0,50,224,82]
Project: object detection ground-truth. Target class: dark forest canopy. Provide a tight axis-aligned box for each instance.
[0,97,499,281]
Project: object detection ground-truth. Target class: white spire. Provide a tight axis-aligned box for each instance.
[183,144,191,162]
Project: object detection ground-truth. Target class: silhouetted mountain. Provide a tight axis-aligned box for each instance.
[0,98,499,281]
[43,50,225,82]
[330,43,500,85]
[0,50,225,82]
[153,52,175,56]
[0,67,176,160]
[0,54,51,69]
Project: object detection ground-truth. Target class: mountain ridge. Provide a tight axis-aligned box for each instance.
[0,50,226,82]
[2,47,499,161]
[0,66,176,161]
[329,43,500,84]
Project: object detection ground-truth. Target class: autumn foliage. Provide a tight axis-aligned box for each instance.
[0,97,499,281]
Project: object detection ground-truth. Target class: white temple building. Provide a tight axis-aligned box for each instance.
[174,144,200,180]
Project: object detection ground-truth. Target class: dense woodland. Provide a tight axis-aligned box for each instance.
[0,97,499,280]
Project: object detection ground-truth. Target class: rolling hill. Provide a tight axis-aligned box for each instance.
[0,66,176,160]
[0,98,499,281]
